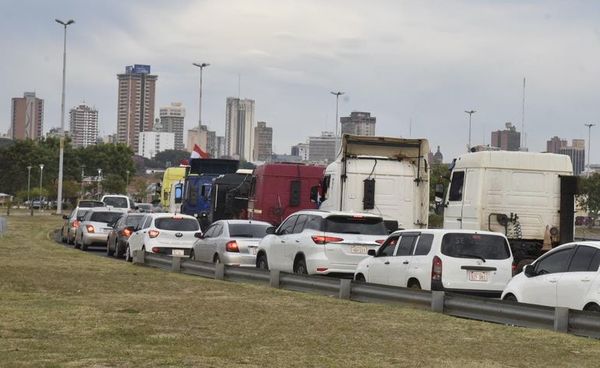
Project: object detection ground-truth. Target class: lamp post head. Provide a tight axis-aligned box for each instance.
[27,166,32,170]
[39,164,44,170]
[55,19,75,26]
[465,110,476,115]
[330,91,344,97]
[193,62,210,68]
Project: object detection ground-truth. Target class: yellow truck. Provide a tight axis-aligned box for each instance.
[160,167,187,208]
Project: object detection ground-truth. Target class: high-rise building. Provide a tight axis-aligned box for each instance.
[225,97,255,161]
[159,102,185,150]
[340,111,376,136]
[69,104,98,148]
[547,136,567,154]
[254,121,273,161]
[216,136,226,158]
[116,64,158,153]
[11,92,43,140]
[491,122,521,151]
[186,124,216,157]
[308,132,336,163]
[560,139,585,175]
[138,131,175,159]
[291,143,309,161]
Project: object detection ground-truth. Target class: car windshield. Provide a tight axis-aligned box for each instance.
[125,215,145,229]
[441,233,511,260]
[155,217,199,231]
[103,197,128,208]
[89,212,122,224]
[324,215,387,235]
[228,223,270,238]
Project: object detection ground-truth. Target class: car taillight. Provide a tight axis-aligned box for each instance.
[512,262,517,275]
[86,225,95,233]
[226,241,239,252]
[72,220,80,228]
[375,239,386,245]
[432,256,442,281]
[148,230,160,238]
[151,247,160,253]
[122,228,132,237]
[311,235,344,244]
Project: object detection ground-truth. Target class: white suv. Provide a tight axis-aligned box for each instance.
[502,241,600,312]
[101,194,136,213]
[126,213,200,261]
[355,229,513,297]
[255,210,388,276]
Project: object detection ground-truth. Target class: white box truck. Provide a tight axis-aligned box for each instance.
[440,150,577,268]
[317,134,430,231]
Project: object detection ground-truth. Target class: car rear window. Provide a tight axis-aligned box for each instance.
[324,215,387,235]
[103,197,128,208]
[228,223,270,238]
[125,215,145,229]
[155,217,199,231]
[76,210,89,220]
[441,233,510,260]
[90,212,122,224]
[78,200,105,208]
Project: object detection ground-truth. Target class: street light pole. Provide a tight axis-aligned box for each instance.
[97,168,102,198]
[330,91,344,151]
[26,165,32,205]
[192,62,210,144]
[126,170,130,193]
[55,18,75,215]
[585,123,595,175]
[465,110,476,151]
[39,164,45,212]
[80,165,85,199]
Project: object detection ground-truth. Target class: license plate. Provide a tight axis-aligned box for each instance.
[172,249,185,256]
[351,245,368,254]
[468,271,488,282]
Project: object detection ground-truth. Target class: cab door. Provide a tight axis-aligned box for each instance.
[444,171,465,229]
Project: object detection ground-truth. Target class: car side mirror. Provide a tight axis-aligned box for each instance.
[194,232,204,239]
[265,226,276,234]
[367,249,376,257]
[523,264,536,277]
[62,215,69,220]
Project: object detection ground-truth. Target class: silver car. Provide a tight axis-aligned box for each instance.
[74,208,123,251]
[190,220,272,266]
[61,208,90,244]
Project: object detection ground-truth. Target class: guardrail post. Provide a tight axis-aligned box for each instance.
[215,263,225,280]
[171,256,182,272]
[132,250,145,265]
[431,291,445,313]
[554,307,569,333]
[270,270,280,288]
[339,279,351,300]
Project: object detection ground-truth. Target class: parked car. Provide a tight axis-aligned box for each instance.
[255,210,388,276]
[61,208,91,244]
[191,219,272,266]
[101,194,136,213]
[126,213,200,262]
[106,213,146,258]
[354,229,513,297]
[502,242,600,311]
[136,203,154,213]
[74,208,124,251]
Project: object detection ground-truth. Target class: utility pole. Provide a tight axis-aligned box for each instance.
[39,164,45,212]
[192,62,210,144]
[330,91,344,152]
[585,123,595,176]
[465,110,476,151]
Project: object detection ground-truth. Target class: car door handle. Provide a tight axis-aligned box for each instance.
[581,278,592,282]
[295,240,300,243]
[403,261,409,265]
[384,261,390,265]
[548,278,558,283]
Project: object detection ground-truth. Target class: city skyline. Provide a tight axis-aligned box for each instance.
[2,1,600,162]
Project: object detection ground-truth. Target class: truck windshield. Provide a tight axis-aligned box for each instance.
[324,216,387,235]
[441,233,510,260]
[155,217,199,231]
[228,223,270,238]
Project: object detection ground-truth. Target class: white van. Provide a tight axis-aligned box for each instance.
[354,229,514,297]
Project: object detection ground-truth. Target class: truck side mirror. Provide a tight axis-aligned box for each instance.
[310,186,319,203]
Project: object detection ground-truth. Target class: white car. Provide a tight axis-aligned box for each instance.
[502,241,600,312]
[126,213,200,261]
[101,194,136,213]
[256,210,388,276]
[191,219,272,266]
[74,208,124,251]
[355,229,513,297]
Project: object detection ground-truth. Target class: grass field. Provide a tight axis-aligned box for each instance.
[1,215,600,367]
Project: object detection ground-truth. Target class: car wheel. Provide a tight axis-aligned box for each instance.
[256,254,269,270]
[408,279,421,290]
[189,249,195,260]
[106,238,114,257]
[81,241,88,251]
[114,241,123,258]
[125,245,132,262]
[584,303,600,313]
[355,274,366,283]
[74,236,81,249]
[503,294,518,302]
[294,257,308,275]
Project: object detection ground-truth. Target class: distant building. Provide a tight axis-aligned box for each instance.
[546,136,567,154]
[340,111,376,136]
[69,104,98,148]
[225,97,255,161]
[138,131,175,159]
[11,92,43,140]
[308,132,336,163]
[116,64,158,153]
[187,125,216,157]
[98,134,117,144]
[159,102,185,150]
[254,121,273,161]
[291,143,309,161]
[271,154,302,162]
[560,139,585,175]
[491,122,520,151]
[428,146,443,164]
[216,136,226,158]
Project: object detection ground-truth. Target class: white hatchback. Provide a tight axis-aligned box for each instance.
[355,229,514,297]
[256,210,388,276]
[502,242,600,312]
[126,213,201,261]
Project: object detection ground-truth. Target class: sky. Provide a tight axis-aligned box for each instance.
[2,0,600,162]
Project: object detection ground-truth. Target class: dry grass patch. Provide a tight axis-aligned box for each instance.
[0,215,599,367]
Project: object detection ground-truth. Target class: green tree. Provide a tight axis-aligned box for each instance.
[102,174,126,194]
[578,174,600,220]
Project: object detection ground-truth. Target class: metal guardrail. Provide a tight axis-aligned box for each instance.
[132,251,600,339]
